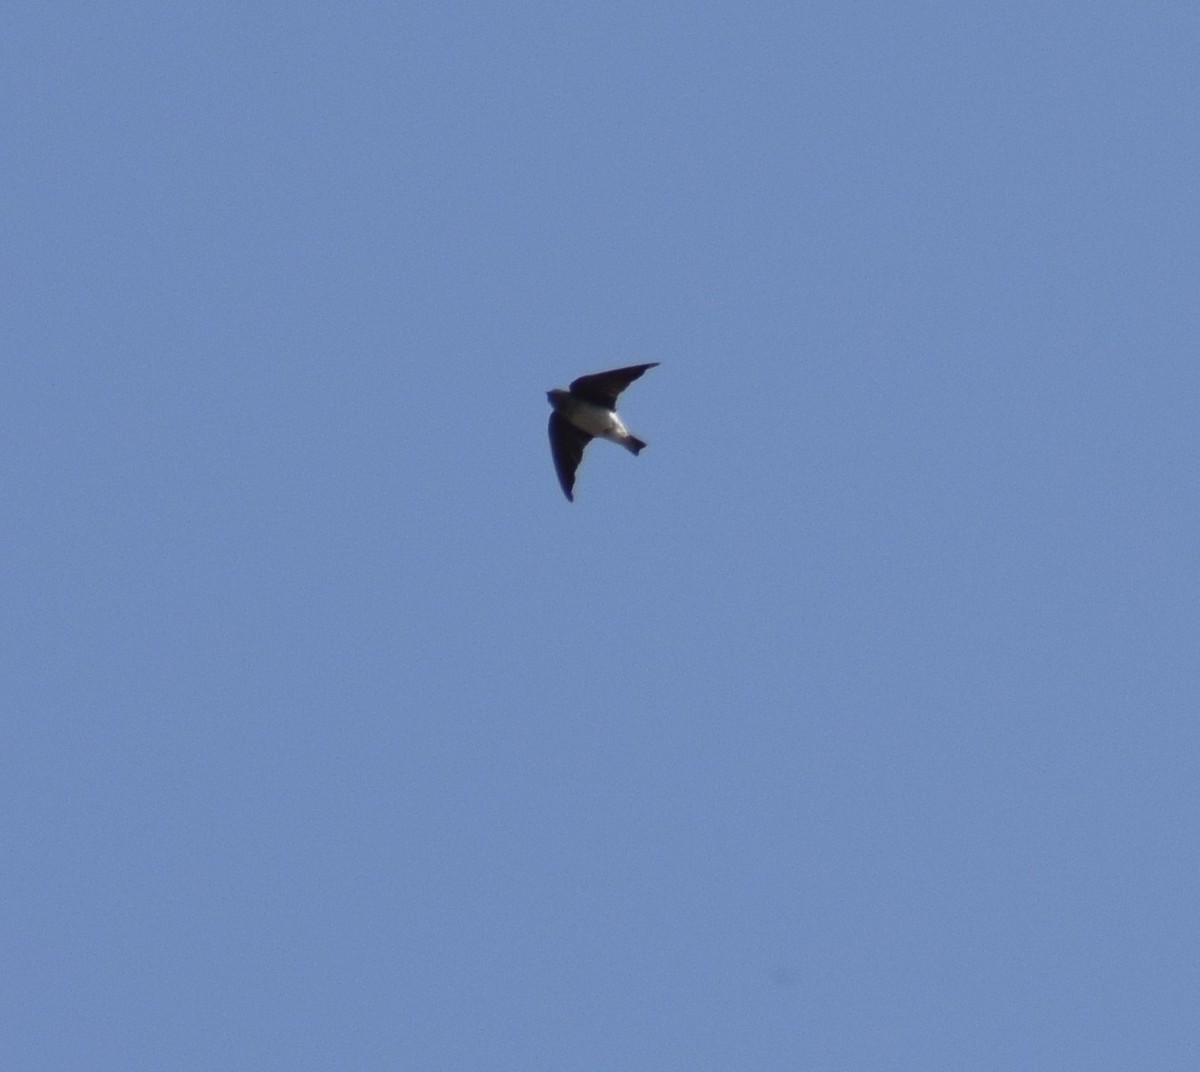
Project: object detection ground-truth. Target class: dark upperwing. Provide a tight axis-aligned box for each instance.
[548,411,593,501]
[568,362,659,411]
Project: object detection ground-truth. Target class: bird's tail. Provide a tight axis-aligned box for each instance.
[625,435,647,455]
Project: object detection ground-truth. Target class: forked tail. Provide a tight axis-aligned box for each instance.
[625,435,647,455]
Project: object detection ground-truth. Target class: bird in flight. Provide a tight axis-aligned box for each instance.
[546,362,659,501]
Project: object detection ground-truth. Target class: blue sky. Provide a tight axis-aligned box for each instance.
[4,3,1198,1069]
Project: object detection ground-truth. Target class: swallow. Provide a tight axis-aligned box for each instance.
[546,362,659,501]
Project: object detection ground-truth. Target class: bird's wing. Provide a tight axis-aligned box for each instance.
[568,362,659,410]
[548,412,593,502]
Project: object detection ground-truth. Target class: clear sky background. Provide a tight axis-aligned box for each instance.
[4,4,1198,1069]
